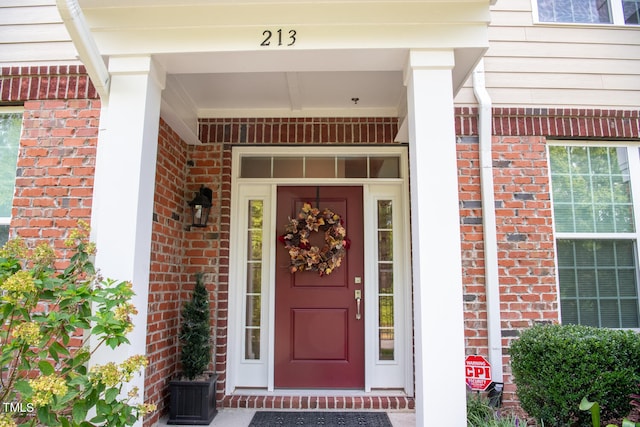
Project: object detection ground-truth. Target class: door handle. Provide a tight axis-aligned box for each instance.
[354,290,362,320]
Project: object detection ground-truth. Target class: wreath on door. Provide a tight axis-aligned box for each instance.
[278,202,350,276]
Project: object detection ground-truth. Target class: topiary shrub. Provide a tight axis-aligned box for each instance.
[510,324,640,426]
[179,273,212,380]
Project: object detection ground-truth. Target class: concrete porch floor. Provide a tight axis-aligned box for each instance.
[157,409,416,426]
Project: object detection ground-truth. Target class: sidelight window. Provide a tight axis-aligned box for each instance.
[377,200,395,360]
[244,200,264,359]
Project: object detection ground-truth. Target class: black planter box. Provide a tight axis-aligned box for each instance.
[168,374,217,425]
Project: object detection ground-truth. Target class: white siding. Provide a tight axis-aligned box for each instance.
[455,0,640,109]
[0,1,78,66]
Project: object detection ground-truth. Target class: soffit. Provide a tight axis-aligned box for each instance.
[74,1,490,141]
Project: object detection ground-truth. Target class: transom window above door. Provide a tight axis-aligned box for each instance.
[240,155,401,179]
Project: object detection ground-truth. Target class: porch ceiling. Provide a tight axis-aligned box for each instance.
[155,49,410,118]
[69,0,491,144]
[154,46,484,144]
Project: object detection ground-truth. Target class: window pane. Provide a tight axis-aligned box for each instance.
[538,0,612,23]
[378,231,393,261]
[247,263,261,294]
[305,157,334,178]
[377,200,393,228]
[379,265,393,294]
[248,230,263,260]
[370,157,400,178]
[621,300,640,327]
[379,296,394,327]
[379,330,394,361]
[241,157,271,178]
[550,146,635,233]
[245,295,261,326]
[0,112,21,218]
[623,0,640,24]
[337,157,367,178]
[245,329,260,359]
[557,239,639,328]
[561,300,579,324]
[0,225,8,247]
[273,157,303,178]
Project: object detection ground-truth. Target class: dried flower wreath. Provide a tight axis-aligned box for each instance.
[278,202,350,276]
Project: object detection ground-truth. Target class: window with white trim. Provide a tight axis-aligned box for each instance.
[0,109,21,246]
[549,145,640,328]
[536,0,640,25]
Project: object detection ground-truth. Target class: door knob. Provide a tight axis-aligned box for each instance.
[354,289,362,320]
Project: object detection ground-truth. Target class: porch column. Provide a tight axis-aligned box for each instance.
[404,50,466,426]
[90,56,165,406]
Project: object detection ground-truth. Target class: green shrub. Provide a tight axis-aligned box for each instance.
[510,324,640,426]
[179,273,211,380]
[0,222,156,426]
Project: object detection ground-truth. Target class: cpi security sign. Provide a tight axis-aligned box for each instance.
[465,355,492,391]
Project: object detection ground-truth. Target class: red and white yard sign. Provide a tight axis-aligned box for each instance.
[465,355,492,391]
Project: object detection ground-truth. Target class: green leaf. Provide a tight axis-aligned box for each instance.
[37,406,57,426]
[1,301,14,319]
[14,379,32,395]
[96,400,110,415]
[579,397,601,427]
[51,341,69,356]
[38,360,55,376]
[89,414,106,424]
[105,387,119,404]
[72,401,88,424]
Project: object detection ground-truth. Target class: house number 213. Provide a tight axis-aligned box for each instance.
[261,29,297,47]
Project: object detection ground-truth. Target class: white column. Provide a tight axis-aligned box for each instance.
[404,50,466,426]
[90,56,165,413]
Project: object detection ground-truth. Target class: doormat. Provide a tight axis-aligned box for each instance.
[249,411,393,427]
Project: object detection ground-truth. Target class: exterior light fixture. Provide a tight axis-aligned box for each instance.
[188,186,212,227]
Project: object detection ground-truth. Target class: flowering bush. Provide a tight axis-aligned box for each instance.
[0,221,156,426]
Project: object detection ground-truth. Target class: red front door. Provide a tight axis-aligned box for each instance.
[274,186,364,388]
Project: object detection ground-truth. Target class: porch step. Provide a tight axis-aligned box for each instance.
[221,395,415,410]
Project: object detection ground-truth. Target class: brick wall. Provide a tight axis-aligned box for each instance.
[1,66,97,102]
[7,64,640,420]
[145,119,190,426]
[181,141,227,404]
[1,66,100,268]
[456,107,639,407]
[199,117,400,144]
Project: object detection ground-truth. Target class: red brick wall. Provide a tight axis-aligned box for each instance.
[1,66,97,102]
[456,107,639,407]
[145,119,190,426]
[199,117,400,144]
[1,66,100,268]
[7,65,639,419]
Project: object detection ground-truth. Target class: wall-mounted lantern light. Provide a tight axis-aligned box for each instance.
[188,186,212,227]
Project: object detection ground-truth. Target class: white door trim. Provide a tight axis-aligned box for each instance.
[227,146,412,396]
